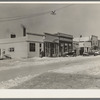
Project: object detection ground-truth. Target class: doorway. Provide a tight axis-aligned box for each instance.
[80,47,84,55]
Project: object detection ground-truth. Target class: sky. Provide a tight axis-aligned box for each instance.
[0,3,100,39]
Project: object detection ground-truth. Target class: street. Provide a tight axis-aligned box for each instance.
[0,56,100,89]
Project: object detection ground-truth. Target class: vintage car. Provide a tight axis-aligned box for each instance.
[83,52,89,56]
[83,50,100,56]
[94,51,100,56]
[63,51,76,57]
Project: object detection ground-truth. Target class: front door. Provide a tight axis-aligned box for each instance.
[80,47,84,55]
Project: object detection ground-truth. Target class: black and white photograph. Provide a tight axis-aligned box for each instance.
[0,2,100,90]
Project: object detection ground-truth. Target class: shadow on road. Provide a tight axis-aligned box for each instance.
[11,72,100,89]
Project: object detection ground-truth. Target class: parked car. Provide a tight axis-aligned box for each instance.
[62,52,69,57]
[88,52,94,55]
[83,52,89,56]
[88,50,100,56]
[63,51,76,57]
[94,51,100,56]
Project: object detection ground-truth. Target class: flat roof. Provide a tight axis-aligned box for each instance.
[27,33,44,36]
[54,32,73,38]
[44,32,57,37]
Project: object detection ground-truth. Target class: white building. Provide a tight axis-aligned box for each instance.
[0,33,44,58]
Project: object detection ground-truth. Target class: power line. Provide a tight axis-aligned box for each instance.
[54,4,74,11]
[0,4,74,22]
[0,11,50,20]
[0,11,50,22]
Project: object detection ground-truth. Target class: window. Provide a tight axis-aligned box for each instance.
[69,44,72,52]
[40,43,41,47]
[9,48,14,52]
[65,43,68,52]
[30,43,35,52]
[69,44,72,48]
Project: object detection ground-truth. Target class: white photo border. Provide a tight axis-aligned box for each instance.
[0,1,100,98]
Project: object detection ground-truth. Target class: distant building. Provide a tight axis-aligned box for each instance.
[0,32,73,58]
[90,35,98,50]
[73,35,98,55]
[73,41,80,56]
[98,39,100,49]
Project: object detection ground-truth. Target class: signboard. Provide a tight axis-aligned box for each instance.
[79,42,91,47]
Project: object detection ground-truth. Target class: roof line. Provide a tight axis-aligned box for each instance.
[57,32,73,37]
[27,33,44,36]
[44,32,58,37]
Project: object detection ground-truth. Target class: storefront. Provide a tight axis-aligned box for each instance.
[44,42,59,57]
[43,33,59,57]
[43,32,73,57]
[55,33,73,56]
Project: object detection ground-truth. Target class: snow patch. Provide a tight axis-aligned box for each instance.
[0,74,39,89]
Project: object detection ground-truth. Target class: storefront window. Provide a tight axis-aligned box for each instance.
[69,43,72,52]
[65,43,68,52]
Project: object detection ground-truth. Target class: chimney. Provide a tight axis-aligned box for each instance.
[21,24,26,36]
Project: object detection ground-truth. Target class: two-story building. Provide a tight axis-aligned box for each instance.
[0,33,44,58]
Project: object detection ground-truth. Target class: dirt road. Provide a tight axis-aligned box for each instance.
[0,56,100,89]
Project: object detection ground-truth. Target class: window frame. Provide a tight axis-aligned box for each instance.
[9,47,14,52]
[30,43,35,52]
